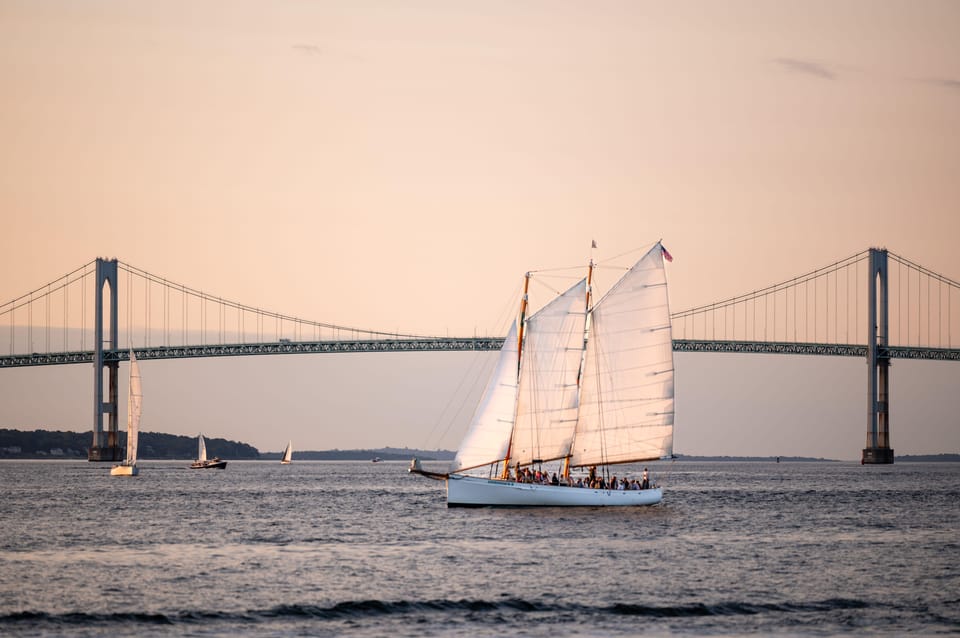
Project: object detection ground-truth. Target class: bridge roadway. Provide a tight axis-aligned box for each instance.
[2,338,959,368]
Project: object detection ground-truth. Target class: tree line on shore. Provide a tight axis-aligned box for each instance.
[1,428,954,462]
[0,428,455,461]
[0,428,258,460]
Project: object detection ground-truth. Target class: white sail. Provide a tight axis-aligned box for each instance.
[571,244,674,467]
[281,440,293,463]
[126,350,142,464]
[198,434,207,462]
[510,278,587,467]
[450,320,519,473]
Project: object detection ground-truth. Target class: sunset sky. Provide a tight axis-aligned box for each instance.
[1,1,958,458]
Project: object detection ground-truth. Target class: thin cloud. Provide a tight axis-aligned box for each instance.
[292,44,324,56]
[920,77,960,92]
[775,58,836,80]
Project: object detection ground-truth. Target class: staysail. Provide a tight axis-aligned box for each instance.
[126,350,142,464]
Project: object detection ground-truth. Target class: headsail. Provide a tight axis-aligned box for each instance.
[571,243,674,466]
[450,321,519,473]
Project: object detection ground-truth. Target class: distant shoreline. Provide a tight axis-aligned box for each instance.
[1,429,956,462]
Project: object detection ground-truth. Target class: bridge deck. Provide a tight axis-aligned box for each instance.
[2,339,958,368]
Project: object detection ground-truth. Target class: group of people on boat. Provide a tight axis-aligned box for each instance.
[506,466,651,491]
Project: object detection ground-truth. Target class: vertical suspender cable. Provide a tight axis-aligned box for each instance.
[63,275,68,351]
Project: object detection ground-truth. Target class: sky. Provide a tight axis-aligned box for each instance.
[1,1,959,459]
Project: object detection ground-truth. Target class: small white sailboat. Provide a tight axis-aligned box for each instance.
[280,440,293,464]
[411,241,675,507]
[190,433,227,469]
[111,350,142,477]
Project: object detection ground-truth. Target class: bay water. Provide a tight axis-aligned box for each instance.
[1,459,957,636]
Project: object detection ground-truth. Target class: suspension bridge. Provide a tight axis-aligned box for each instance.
[2,248,959,464]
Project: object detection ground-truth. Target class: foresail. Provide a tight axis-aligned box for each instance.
[571,244,674,467]
[450,321,519,473]
[126,351,142,464]
[510,278,587,467]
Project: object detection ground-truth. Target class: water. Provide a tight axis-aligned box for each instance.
[1,460,958,637]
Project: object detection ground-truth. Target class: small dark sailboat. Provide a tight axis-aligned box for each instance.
[189,433,227,469]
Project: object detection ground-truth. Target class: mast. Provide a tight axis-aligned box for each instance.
[500,272,530,479]
[562,258,594,479]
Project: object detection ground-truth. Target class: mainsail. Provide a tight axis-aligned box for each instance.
[198,434,207,462]
[571,245,674,466]
[449,242,674,475]
[126,350,142,465]
[281,441,293,464]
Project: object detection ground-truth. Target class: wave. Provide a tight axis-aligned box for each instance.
[0,597,871,626]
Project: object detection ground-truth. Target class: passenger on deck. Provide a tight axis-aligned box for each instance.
[641,468,650,490]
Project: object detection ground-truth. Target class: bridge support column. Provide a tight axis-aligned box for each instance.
[863,248,894,464]
[88,258,122,462]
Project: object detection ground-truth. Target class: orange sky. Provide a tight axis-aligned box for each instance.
[1,1,958,457]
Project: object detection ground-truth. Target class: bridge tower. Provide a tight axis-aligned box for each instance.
[87,258,122,462]
[863,248,894,464]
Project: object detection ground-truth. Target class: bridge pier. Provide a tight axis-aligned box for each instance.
[863,248,894,464]
[88,258,122,462]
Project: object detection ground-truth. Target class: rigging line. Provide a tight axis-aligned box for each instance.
[427,348,497,451]
[528,264,587,276]
[594,243,654,268]
[527,274,566,300]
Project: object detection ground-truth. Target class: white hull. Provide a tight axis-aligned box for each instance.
[447,474,662,507]
[110,464,138,477]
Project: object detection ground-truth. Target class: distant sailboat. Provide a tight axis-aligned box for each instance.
[190,433,227,469]
[280,440,293,464]
[411,242,675,506]
[111,350,142,477]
